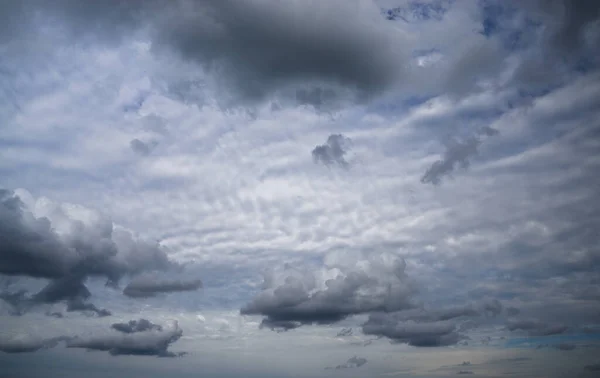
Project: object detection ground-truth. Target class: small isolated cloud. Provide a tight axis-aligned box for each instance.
[67,320,184,357]
[123,276,203,298]
[461,361,472,366]
[241,252,413,328]
[506,319,567,336]
[337,327,353,337]
[457,371,474,375]
[130,139,157,156]
[112,319,163,334]
[421,127,499,185]
[0,335,70,354]
[312,134,352,168]
[327,356,368,370]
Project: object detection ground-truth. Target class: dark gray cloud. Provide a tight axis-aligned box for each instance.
[362,313,465,347]
[457,371,474,375]
[506,319,568,336]
[421,128,498,185]
[0,274,110,317]
[326,356,367,370]
[505,307,520,316]
[112,319,163,334]
[66,320,184,357]
[154,0,403,105]
[312,134,352,168]
[45,311,64,318]
[241,254,413,328]
[0,188,178,313]
[1,0,405,106]
[0,336,70,354]
[123,276,203,298]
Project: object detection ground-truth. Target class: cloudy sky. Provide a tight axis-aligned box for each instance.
[1,0,600,377]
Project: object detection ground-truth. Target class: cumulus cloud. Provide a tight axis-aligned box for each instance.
[0,335,70,354]
[241,251,414,328]
[421,127,498,185]
[0,188,178,314]
[311,134,352,168]
[506,319,567,336]
[123,276,203,298]
[67,319,184,357]
[112,318,163,334]
[362,313,464,347]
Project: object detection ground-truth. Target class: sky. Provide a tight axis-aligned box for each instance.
[1,0,600,377]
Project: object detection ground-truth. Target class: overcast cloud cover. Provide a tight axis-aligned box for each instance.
[1,0,600,377]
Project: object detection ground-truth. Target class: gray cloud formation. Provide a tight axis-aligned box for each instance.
[1,0,405,106]
[457,371,474,375]
[0,188,177,314]
[328,356,368,370]
[0,336,70,354]
[241,252,413,328]
[112,319,163,334]
[154,0,403,105]
[67,319,184,357]
[123,276,203,298]
[360,300,503,347]
[362,314,464,347]
[421,127,498,185]
[506,319,567,336]
[312,134,352,168]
